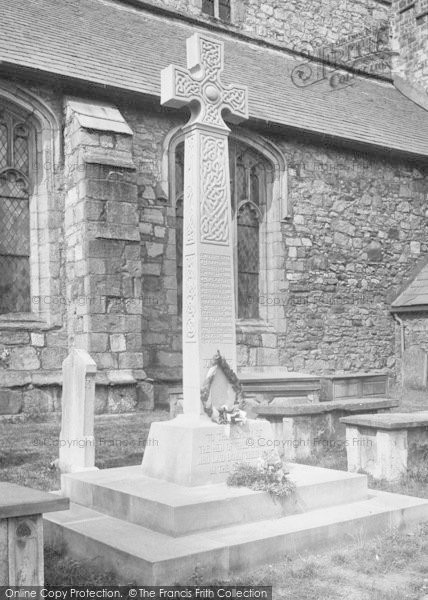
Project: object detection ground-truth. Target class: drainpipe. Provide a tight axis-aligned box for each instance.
[392,313,405,355]
[392,312,405,387]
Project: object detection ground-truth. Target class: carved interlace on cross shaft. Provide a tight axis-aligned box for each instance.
[161,34,248,130]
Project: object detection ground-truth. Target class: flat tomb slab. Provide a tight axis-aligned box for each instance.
[61,464,368,535]
[341,411,428,430]
[238,368,320,382]
[0,483,69,519]
[256,397,397,418]
[44,489,428,585]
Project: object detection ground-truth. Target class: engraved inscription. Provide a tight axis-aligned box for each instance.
[197,427,263,475]
[200,253,234,344]
[184,254,197,341]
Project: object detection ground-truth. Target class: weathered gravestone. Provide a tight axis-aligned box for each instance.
[141,33,275,485]
[0,483,68,585]
[58,348,98,474]
[402,345,428,390]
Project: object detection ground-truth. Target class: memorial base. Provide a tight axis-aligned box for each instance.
[45,463,428,585]
[141,414,276,486]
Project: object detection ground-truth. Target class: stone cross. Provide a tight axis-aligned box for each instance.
[161,33,248,417]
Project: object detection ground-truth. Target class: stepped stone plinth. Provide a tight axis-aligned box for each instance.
[45,463,428,584]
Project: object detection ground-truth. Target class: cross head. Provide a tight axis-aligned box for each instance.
[161,34,248,130]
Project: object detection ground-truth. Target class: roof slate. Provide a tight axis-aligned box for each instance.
[392,261,428,309]
[1,0,428,157]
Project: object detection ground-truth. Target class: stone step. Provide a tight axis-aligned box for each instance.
[44,490,428,585]
[61,464,369,535]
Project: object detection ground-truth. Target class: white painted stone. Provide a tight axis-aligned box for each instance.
[58,348,98,475]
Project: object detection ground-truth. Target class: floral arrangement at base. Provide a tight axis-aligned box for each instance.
[201,351,247,425]
[226,450,296,498]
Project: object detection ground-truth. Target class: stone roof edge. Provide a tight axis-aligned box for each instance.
[390,254,428,310]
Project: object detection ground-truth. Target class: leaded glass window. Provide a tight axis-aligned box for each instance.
[230,141,266,319]
[0,107,31,314]
[202,0,231,22]
[174,139,268,320]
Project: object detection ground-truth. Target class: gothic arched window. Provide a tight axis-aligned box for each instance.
[0,107,32,314]
[174,138,269,320]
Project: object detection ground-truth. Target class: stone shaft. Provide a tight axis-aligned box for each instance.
[182,123,236,415]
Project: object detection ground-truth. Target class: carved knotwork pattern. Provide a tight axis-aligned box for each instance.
[222,88,247,117]
[184,254,197,341]
[204,104,223,127]
[200,39,222,80]
[184,134,196,245]
[175,71,200,100]
[200,135,229,244]
[163,34,248,130]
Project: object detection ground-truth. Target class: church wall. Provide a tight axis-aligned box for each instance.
[0,82,68,418]
[391,0,428,92]
[274,134,428,375]
[137,0,390,53]
[118,103,428,384]
[2,81,428,416]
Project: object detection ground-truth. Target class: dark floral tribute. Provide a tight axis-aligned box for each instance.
[200,351,247,425]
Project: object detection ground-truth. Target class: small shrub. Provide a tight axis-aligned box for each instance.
[227,459,296,498]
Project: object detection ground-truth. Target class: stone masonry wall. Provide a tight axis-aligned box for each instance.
[116,103,428,381]
[136,0,390,53]
[275,134,428,375]
[391,0,428,92]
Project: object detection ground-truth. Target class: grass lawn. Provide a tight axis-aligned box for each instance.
[1,410,427,598]
[0,410,169,491]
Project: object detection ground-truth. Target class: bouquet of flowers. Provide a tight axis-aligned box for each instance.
[212,404,247,425]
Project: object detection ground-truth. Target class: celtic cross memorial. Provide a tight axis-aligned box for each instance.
[140,35,275,487]
[161,33,248,416]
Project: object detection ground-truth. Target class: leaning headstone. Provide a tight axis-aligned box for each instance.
[58,348,98,474]
[402,345,428,390]
[142,34,276,485]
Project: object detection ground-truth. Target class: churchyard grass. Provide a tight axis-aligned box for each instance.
[1,409,427,596]
[44,524,428,598]
[0,410,169,491]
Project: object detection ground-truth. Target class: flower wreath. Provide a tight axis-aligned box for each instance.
[200,351,247,425]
